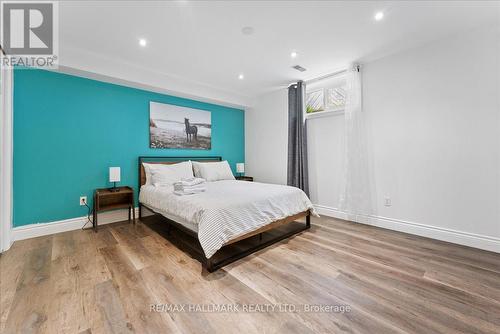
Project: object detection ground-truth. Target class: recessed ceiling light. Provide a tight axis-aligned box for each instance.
[374,11,384,21]
[241,26,254,35]
[291,51,298,58]
[238,74,244,80]
[139,38,147,47]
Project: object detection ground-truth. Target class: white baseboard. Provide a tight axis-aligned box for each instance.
[12,204,500,254]
[12,208,139,242]
[314,204,500,254]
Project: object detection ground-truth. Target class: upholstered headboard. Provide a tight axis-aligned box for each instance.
[138,156,222,189]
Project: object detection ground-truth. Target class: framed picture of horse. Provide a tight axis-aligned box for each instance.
[149,101,212,150]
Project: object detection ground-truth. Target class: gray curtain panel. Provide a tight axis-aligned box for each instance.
[287,81,309,196]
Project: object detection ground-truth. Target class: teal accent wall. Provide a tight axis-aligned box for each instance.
[13,69,245,227]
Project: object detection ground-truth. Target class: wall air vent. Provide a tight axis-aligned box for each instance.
[292,65,307,72]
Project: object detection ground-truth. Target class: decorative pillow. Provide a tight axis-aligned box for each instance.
[192,161,235,182]
[146,161,194,186]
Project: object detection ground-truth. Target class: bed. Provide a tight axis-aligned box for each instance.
[138,156,316,272]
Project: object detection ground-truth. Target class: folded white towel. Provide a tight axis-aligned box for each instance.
[173,177,206,196]
[174,177,206,187]
[174,183,206,190]
[174,187,206,196]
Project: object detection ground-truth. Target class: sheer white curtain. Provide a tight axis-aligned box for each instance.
[340,64,373,221]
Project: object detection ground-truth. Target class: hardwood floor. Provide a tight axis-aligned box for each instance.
[1,215,500,334]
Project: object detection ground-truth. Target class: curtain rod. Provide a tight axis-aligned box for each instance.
[305,68,347,85]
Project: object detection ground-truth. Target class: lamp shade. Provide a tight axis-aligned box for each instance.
[236,163,245,173]
[109,167,121,182]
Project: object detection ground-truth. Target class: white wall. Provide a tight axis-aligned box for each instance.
[245,89,288,185]
[245,24,500,251]
[364,25,500,240]
[307,113,345,208]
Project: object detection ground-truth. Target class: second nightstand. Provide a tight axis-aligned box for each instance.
[93,186,135,232]
[235,176,253,182]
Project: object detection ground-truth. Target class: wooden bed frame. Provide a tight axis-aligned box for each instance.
[138,156,311,272]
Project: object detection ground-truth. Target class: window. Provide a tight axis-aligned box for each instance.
[305,89,324,113]
[306,73,346,116]
[326,86,346,111]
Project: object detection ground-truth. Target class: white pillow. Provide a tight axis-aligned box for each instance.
[142,163,155,185]
[146,161,194,186]
[192,161,235,182]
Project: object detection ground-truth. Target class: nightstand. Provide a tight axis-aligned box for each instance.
[93,186,135,232]
[235,176,253,182]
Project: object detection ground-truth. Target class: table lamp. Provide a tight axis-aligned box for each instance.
[109,167,121,192]
[236,163,245,177]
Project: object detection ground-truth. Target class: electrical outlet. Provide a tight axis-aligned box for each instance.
[80,196,87,206]
[384,197,392,207]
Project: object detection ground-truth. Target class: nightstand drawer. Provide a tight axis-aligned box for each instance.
[93,186,135,231]
[96,192,133,211]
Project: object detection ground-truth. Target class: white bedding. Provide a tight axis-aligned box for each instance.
[139,180,317,258]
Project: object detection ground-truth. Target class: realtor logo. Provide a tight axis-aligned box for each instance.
[1,1,58,68]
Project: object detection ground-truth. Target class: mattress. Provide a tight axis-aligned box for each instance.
[139,180,317,258]
[140,201,199,233]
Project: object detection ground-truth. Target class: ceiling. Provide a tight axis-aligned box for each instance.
[58,1,500,106]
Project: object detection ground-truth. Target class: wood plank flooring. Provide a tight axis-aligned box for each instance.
[1,215,500,334]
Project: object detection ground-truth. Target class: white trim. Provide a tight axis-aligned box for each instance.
[12,203,500,253]
[305,69,347,85]
[314,204,500,254]
[314,205,349,220]
[0,59,13,252]
[55,46,252,108]
[12,208,139,242]
[306,109,345,119]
